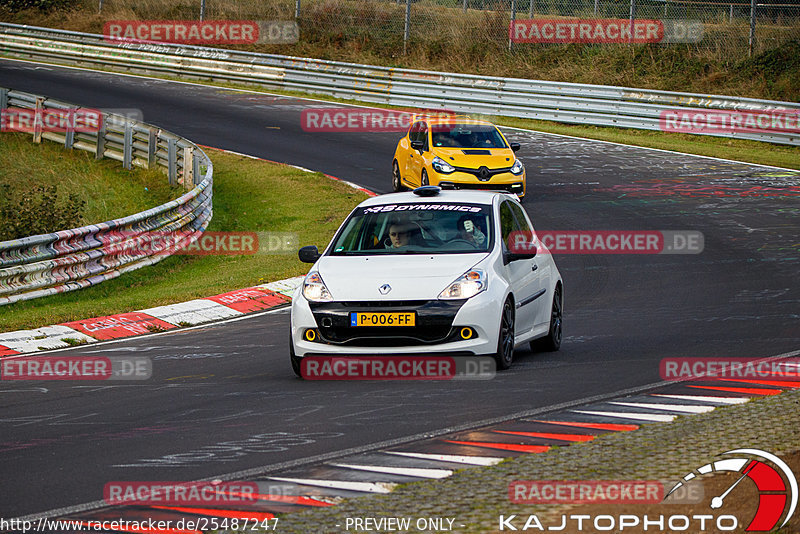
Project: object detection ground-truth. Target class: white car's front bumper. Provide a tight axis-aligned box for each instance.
[290,289,504,358]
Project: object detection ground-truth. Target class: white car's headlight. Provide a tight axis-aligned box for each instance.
[511,159,524,175]
[431,156,455,174]
[303,271,333,302]
[438,269,486,300]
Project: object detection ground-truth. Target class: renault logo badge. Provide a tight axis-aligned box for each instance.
[379,284,392,295]
[478,166,490,181]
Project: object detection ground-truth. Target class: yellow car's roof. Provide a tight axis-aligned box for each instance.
[411,114,494,127]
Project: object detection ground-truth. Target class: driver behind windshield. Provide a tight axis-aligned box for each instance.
[386,220,412,248]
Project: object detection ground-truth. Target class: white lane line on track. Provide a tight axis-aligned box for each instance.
[572,410,677,422]
[0,306,289,360]
[1,56,796,172]
[330,463,453,479]
[651,394,750,404]
[609,401,717,414]
[13,348,800,523]
[383,451,503,466]
[267,477,397,494]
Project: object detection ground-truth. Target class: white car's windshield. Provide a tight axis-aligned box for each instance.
[330,203,493,255]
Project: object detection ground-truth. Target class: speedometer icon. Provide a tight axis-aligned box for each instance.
[666,448,798,531]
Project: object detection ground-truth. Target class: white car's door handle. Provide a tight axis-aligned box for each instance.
[532,264,538,271]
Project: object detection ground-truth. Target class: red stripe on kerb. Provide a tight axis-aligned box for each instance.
[61,312,176,340]
[687,385,783,395]
[206,287,289,313]
[532,420,639,431]
[151,506,275,520]
[493,430,595,442]
[444,440,550,453]
[718,378,800,388]
[0,344,20,356]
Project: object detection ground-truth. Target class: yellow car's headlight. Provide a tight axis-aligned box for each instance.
[432,156,456,174]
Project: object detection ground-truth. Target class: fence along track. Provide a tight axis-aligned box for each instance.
[0,22,798,146]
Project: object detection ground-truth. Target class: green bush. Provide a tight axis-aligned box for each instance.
[0,184,86,241]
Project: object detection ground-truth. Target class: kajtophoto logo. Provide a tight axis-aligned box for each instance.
[499,449,796,531]
[666,449,798,532]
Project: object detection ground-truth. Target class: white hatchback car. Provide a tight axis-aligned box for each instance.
[290,186,563,375]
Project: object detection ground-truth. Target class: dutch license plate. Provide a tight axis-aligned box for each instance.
[350,312,415,327]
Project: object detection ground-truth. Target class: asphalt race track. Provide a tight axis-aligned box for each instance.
[1,59,799,520]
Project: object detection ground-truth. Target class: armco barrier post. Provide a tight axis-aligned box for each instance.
[193,153,200,186]
[167,137,177,186]
[182,146,194,189]
[123,121,133,170]
[147,128,157,169]
[64,108,75,149]
[96,116,106,160]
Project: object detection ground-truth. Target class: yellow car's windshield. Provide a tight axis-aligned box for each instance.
[430,124,508,149]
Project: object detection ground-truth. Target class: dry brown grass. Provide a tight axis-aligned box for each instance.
[2,0,798,101]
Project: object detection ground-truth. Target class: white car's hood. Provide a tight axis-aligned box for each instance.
[316,254,488,301]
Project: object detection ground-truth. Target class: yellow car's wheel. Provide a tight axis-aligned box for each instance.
[421,169,430,186]
[392,160,405,192]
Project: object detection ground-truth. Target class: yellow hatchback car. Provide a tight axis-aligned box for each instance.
[392,116,526,197]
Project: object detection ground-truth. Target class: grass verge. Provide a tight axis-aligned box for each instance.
[0,144,368,332]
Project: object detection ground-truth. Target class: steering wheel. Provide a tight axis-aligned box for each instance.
[448,239,479,249]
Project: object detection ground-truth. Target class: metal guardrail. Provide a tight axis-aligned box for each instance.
[0,87,213,306]
[0,22,798,145]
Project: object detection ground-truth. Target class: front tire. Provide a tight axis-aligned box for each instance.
[392,160,405,192]
[289,333,303,377]
[421,169,430,187]
[494,297,515,370]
